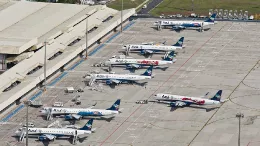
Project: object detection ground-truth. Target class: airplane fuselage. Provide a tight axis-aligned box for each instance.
[155,93,220,105]
[15,127,91,137]
[106,58,173,66]
[41,108,119,116]
[154,21,214,27]
[123,44,182,52]
[91,74,152,81]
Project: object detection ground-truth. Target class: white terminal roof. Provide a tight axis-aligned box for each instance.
[0,1,113,54]
[0,1,135,112]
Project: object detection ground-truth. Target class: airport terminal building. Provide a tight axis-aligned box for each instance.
[0,1,135,114]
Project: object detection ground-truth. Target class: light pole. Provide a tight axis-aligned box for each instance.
[121,0,123,33]
[85,15,88,59]
[44,41,47,91]
[23,100,30,146]
[191,0,194,12]
[236,113,244,146]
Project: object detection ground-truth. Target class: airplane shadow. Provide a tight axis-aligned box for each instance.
[41,140,50,146]
[68,136,88,145]
[188,106,219,112]
[67,116,115,125]
[149,101,219,112]
[37,115,48,121]
[170,106,219,112]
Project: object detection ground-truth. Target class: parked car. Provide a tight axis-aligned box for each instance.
[23,122,35,128]
[53,102,64,107]
[136,100,148,104]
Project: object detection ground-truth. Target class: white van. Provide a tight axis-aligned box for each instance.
[53,102,64,107]
[23,122,35,128]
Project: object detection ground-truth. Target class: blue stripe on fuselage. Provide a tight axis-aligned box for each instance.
[181,23,201,28]
[130,49,166,53]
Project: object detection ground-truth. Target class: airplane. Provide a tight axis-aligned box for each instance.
[154,90,223,111]
[104,51,176,71]
[15,119,94,143]
[122,37,184,56]
[40,99,121,121]
[86,66,154,87]
[153,13,217,31]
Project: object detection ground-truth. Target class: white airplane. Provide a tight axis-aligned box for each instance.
[40,99,121,121]
[105,51,176,71]
[86,66,153,87]
[15,119,94,142]
[122,37,184,56]
[154,90,223,111]
[154,13,217,31]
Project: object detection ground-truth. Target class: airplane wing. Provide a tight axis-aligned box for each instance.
[43,134,56,140]
[168,101,187,112]
[171,101,187,107]
[111,79,121,84]
[172,25,186,30]
[145,50,154,54]
[71,114,82,120]
[132,64,140,68]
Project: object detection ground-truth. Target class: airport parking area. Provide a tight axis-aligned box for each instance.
[0,19,260,146]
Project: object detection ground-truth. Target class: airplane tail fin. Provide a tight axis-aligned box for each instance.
[141,66,153,76]
[163,51,175,61]
[80,119,93,131]
[106,99,121,111]
[210,90,222,101]
[172,37,184,47]
[204,13,217,23]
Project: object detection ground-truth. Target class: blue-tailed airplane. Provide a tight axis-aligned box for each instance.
[154,90,224,111]
[86,66,154,87]
[104,51,176,72]
[154,13,217,31]
[15,119,94,143]
[122,37,184,56]
[41,99,122,121]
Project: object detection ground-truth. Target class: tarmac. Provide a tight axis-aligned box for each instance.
[0,19,260,146]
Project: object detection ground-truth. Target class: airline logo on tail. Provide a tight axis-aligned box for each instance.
[178,40,183,46]
[146,70,152,76]
[86,123,92,129]
[113,103,119,111]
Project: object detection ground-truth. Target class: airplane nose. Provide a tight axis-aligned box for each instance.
[40,110,47,114]
[85,76,91,79]
[153,22,158,26]
[122,46,127,50]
